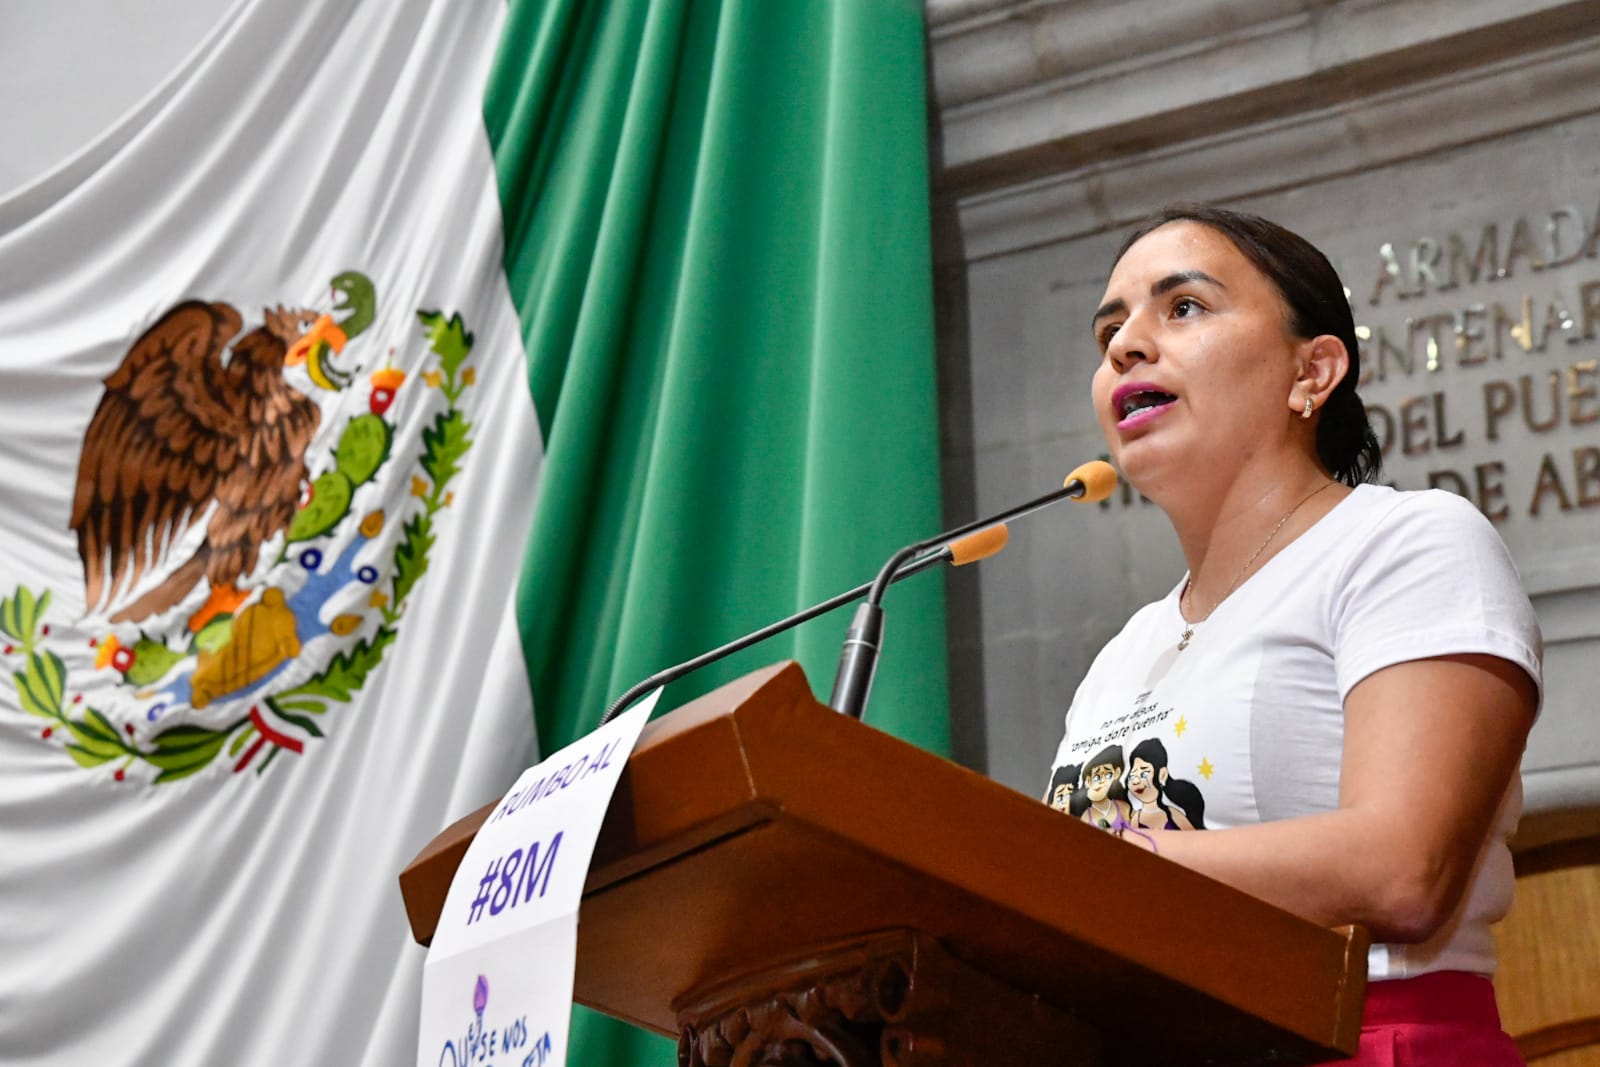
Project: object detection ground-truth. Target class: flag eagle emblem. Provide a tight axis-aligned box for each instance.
[2,275,483,783]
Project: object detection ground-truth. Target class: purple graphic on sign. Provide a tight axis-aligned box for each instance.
[473,974,489,1019]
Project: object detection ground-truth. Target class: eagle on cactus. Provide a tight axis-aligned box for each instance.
[70,273,377,629]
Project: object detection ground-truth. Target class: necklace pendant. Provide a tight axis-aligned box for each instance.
[1177,626,1194,651]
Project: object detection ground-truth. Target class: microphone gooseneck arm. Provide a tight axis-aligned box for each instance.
[830,466,1109,721]
[596,542,957,727]
[865,480,1092,609]
[600,461,1117,728]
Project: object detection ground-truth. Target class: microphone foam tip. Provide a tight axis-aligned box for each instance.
[948,524,1009,566]
[1065,460,1118,503]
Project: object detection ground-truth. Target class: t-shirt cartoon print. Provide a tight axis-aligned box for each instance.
[1046,688,1209,834]
[1044,485,1544,980]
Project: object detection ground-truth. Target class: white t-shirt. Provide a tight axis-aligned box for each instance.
[1047,484,1543,979]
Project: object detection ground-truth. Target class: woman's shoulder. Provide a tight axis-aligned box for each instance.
[1313,482,1532,638]
[1328,482,1534,628]
[1343,481,1485,521]
[1333,483,1502,551]
[1325,484,1542,706]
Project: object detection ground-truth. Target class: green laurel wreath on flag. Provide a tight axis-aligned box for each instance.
[2,308,476,784]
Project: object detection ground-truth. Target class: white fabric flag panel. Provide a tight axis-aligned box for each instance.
[0,2,541,1064]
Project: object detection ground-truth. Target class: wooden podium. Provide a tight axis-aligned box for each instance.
[400,662,1367,1066]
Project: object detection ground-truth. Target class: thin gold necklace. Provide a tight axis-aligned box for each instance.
[1177,481,1335,651]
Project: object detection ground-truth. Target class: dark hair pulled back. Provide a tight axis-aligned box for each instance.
[1114,204,1382,487]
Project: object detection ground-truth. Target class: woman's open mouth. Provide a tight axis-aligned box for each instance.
[1113,386,1178,430]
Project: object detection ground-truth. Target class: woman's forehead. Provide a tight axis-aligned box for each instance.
[1109,221,1253,284]
[1101,219,1281,308]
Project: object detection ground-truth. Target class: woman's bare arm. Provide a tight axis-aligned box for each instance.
[1116,653,1536,942]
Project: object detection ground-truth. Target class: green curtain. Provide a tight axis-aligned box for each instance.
[486,0,947,1060]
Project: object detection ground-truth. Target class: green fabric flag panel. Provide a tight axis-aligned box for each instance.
[489,0,948,752]
[486,0,949,1060]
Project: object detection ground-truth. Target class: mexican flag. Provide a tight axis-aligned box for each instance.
[0,1,947,1064]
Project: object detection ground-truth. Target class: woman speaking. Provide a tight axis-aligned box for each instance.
[1049,205,1541,1065]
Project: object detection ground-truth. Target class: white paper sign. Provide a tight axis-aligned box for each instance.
[417,692,659,1067]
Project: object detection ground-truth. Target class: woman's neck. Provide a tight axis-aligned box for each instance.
[1159,456,1342,616]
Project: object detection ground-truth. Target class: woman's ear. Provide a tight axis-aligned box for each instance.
[1291,334,1350,416]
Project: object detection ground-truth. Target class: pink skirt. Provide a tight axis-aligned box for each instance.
[1330,970,1524,1065]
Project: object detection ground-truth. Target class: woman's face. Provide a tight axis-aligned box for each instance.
[1127,758,1160,802]
[1085,762,1120,803]
[1089,221,1305,493]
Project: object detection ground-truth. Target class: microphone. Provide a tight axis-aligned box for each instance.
[593,525,1010,727]
[828,460,1116,721]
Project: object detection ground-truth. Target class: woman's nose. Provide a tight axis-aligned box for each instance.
[1105,317,1153,372]
[1107,339,1151,374]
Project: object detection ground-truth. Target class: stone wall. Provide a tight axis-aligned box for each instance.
[929,0,1600,845]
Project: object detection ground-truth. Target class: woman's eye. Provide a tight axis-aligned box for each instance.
[1172,296,1201,318]
[1096,323,1121,349]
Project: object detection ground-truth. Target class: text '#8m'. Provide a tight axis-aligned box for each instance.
[466,831,564,925]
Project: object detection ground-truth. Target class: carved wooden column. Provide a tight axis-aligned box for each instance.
[675,930,1101,1067]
